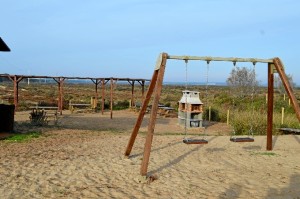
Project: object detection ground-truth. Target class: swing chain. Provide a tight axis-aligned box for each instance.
[184,59,188,139]
[249,62,256,137]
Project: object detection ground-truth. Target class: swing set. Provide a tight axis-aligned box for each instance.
[125,52,300,177]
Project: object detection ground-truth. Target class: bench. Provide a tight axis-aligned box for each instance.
[69,103,93,113]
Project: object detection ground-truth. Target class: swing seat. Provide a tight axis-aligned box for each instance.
[183,138,208,144]
[230,137,254,142]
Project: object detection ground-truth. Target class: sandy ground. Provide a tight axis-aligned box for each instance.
[0,110,300,198]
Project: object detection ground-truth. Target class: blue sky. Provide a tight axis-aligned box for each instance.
[1,0,299,85]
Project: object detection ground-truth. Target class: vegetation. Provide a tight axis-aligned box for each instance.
[5,132,41,142]
[1,78,299,135]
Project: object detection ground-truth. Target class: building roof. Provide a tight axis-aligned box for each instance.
[0,37,10,52]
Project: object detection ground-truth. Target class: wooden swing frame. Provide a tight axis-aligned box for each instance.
[125,52,300,177]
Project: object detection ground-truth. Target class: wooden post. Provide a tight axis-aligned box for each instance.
[110,78,113,119]
[8,75,23,113]
[59,78,64,115]
[283,94,286,101]
[140,53,168,176]
[125,71,159,157]
[227,109,230,125]
[137,80,146,101]
[281,107,285,125]
[101,79,105,115]
[208,106,211,121]
[267,63,274,151]
[91,79,101,111]
[131,80,135,107]
[53,77,65,115]
[141,80,145,99]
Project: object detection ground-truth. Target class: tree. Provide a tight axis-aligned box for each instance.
[227,66,258,98]
[275,74,295,94]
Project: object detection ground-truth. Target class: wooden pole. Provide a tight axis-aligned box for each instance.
[140,53,168,176]
[91,79,100,111]
[281,107,285,125]
[9,75,23,113]
[101,79,105,115]
[141,80,145,99]
[59,78,65,115]
[227,109,230,125]
[124,71,159,157]
[267,63,274,151]
[208,106,211,121]
[131,80,135,107]
[110,78,113,119]
[167,55,273,63]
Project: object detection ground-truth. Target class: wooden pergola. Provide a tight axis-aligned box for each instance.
[125,52,300,177]
[0,74,149,118]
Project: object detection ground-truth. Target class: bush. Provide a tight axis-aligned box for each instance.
[231,111,267,135]
[113,100,130,110]
[203,107,220,122]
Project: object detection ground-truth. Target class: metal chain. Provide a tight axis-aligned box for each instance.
[249,62,256,137]
[184,59,188,139]
[231,62,237,138]
[203,61,210,138]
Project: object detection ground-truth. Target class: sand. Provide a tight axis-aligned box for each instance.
[0,110,299,198]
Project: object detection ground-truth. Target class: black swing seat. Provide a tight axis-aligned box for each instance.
[230,137,254,143]
[183,138,208,144]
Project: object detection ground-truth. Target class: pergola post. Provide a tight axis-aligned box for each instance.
[8,75,23,112]
[110,78,114,119]
[92,79,101,111]
[137,80,145,103]
[129,80,135,107]
[101,79,105,115]
[54,77,65,115]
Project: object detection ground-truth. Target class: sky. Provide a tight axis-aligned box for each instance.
[1,0,300,85]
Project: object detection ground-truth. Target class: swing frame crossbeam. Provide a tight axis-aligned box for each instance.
[125,52,300,177]
[167,55,273,64]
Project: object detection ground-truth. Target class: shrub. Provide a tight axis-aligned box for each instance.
[113,100,130,110]
[203,107,220,122]
[231,111,267,135]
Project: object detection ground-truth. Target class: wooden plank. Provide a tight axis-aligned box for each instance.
[167,55,273,63]
[230,137,254,142]
[279,128,300,134]
[183,139,208,144]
